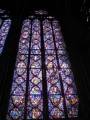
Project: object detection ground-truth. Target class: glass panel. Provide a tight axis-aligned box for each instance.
[53,20,79,118]
[27,19,43,119]
[43,20,55,50]
[31,19,41,50]
[43,19,65,119]
[65,94,79,117]
[0,19,11,54]
[7,19,31,120]
[7,15,79,119]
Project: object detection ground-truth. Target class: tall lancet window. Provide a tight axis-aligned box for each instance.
[7,10,79,120]
[0,9,11,54]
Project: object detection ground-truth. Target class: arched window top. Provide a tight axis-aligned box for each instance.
[27,10,55,20]
[35,10,48,15]
[0,9,10,19]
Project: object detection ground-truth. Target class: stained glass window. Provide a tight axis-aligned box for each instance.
[0,9,11,54]
[7,11,79,119]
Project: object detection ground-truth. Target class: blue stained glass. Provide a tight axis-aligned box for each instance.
[49,95,65,119]
[31,19,41,50]
[7,19,31,120]
[0,19,11,54]
[53,20,78,118]
[43,19,65,118]
[43,20,55,49]
[27,19,43,119]
[10,108,22,119]
[7,12,78,120]
[31,49,41,54]
[45,49,56,54]
[30,55,41,68]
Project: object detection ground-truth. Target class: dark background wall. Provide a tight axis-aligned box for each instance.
[0,0,90,120]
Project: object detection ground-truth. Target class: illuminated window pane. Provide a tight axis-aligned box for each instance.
[0,9,11,54]
[52,20,79,118]
[7,19,31,120]
[43,19,65,118]
[7,11,79,120]
[0,19,11,54]
[27,19,43,119]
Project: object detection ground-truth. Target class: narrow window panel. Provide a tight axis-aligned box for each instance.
[7,19,31,120]
[0,19,11,54]
[53,20,79,118]
[31,19,41,50]
[43,19,65,119]
[27,19,43,119]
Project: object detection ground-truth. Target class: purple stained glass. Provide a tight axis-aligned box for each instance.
[7,13,78,120]
[7,19,31,120]
[27,19,43,119]
[43,19,65,118]
[0,19,11,54]
[31,19,41,50]
[43,20,55,50]
[53,20,78,117]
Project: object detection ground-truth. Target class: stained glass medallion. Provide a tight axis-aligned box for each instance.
[7,11,79,119]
